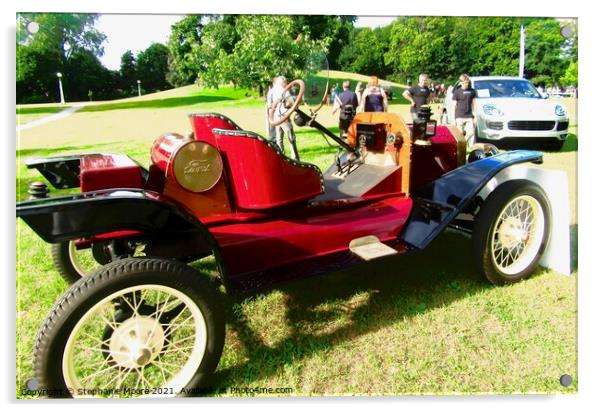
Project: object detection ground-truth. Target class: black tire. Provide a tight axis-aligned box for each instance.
[51,241,97,284]
[33,258,225,398]
[51,240,136,284]
[472,180,551,286]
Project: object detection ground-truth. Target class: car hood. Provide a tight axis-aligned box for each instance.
[475,97,566,119]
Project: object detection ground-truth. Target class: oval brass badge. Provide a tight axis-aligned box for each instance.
[172,141,223,192]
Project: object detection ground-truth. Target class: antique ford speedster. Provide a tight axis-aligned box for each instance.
[17,77,553,397]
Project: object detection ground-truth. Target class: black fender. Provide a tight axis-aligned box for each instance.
[17,188,231,289]
[401,150,543,249]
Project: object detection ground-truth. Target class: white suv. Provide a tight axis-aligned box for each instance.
[443,76,570,150]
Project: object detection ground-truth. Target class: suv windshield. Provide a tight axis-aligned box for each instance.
[473,79,542,99]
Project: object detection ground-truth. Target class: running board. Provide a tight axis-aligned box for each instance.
[349,236,398,260]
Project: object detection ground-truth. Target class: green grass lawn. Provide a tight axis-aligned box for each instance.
[15,80,577,397]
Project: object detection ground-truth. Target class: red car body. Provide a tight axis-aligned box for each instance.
[18,109,541,295]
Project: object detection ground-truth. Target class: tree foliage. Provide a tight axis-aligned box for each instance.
[380,16,572,86]
[17,13,108,103]
[17,13,106,59]
[468,17,524,77]
[561,60,577,87]
[523,19,569,86]
[166,15,206,87]
[338,26,392,78]
[190,15,326,94]
[165,14,354,91]
[63,50,118,101]
[385,17,462,82]
[17,14,576,104]
[136,43,170,92]
[290,15,356,70]
[119,50,137,93]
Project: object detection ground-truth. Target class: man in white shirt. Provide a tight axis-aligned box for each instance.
[268,76,299,161]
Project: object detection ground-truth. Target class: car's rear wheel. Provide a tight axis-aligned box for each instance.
[33,258,225,398]
[472,180,551,285]
[51,240,140,284]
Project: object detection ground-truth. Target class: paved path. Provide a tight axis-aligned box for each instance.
[17,103,88,132]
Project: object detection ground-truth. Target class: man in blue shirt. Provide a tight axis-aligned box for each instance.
[332,80,360,138]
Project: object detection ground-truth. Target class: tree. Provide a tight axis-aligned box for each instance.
[380,16,573,86]
[17,13,107,103]
[523,18,569,86]
[467,17,524,78]
[63,49,118,101]
[17,13,106,59]
[385,17,466,83]
[166,15,206,87]
[192,15,325,95]
[338,26,392,78]
[290,15,356,70]
[136,43,170,92]
[560,60,577,87]
[17,46,62,103]
[119,50,138,94]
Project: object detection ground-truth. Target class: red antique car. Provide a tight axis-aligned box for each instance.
[17,79,551,397]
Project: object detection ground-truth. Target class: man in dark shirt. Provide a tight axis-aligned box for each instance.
[332,80,360,138]
[452,73,477,147]
[403,73,432,120]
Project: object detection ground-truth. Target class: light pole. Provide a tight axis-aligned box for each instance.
[137,80,141,97]
[518,25,525,78]
[56,72,65,104]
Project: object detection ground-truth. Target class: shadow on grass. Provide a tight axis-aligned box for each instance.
[207,221,579,392]
[80,95,236,113]
[207,230,505,392]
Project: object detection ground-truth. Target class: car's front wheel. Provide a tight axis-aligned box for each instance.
[33,258,225,398]
[472,180,551,285]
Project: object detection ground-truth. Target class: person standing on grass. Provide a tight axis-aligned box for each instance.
[359,76,388,113]
[403,73,432,121]
[269,76,300,161]
[452,73,477,147]
[332,80,359,139]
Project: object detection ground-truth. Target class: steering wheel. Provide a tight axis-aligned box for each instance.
[269,79,305,127]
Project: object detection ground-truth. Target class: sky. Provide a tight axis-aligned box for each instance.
[96,14,397,70]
